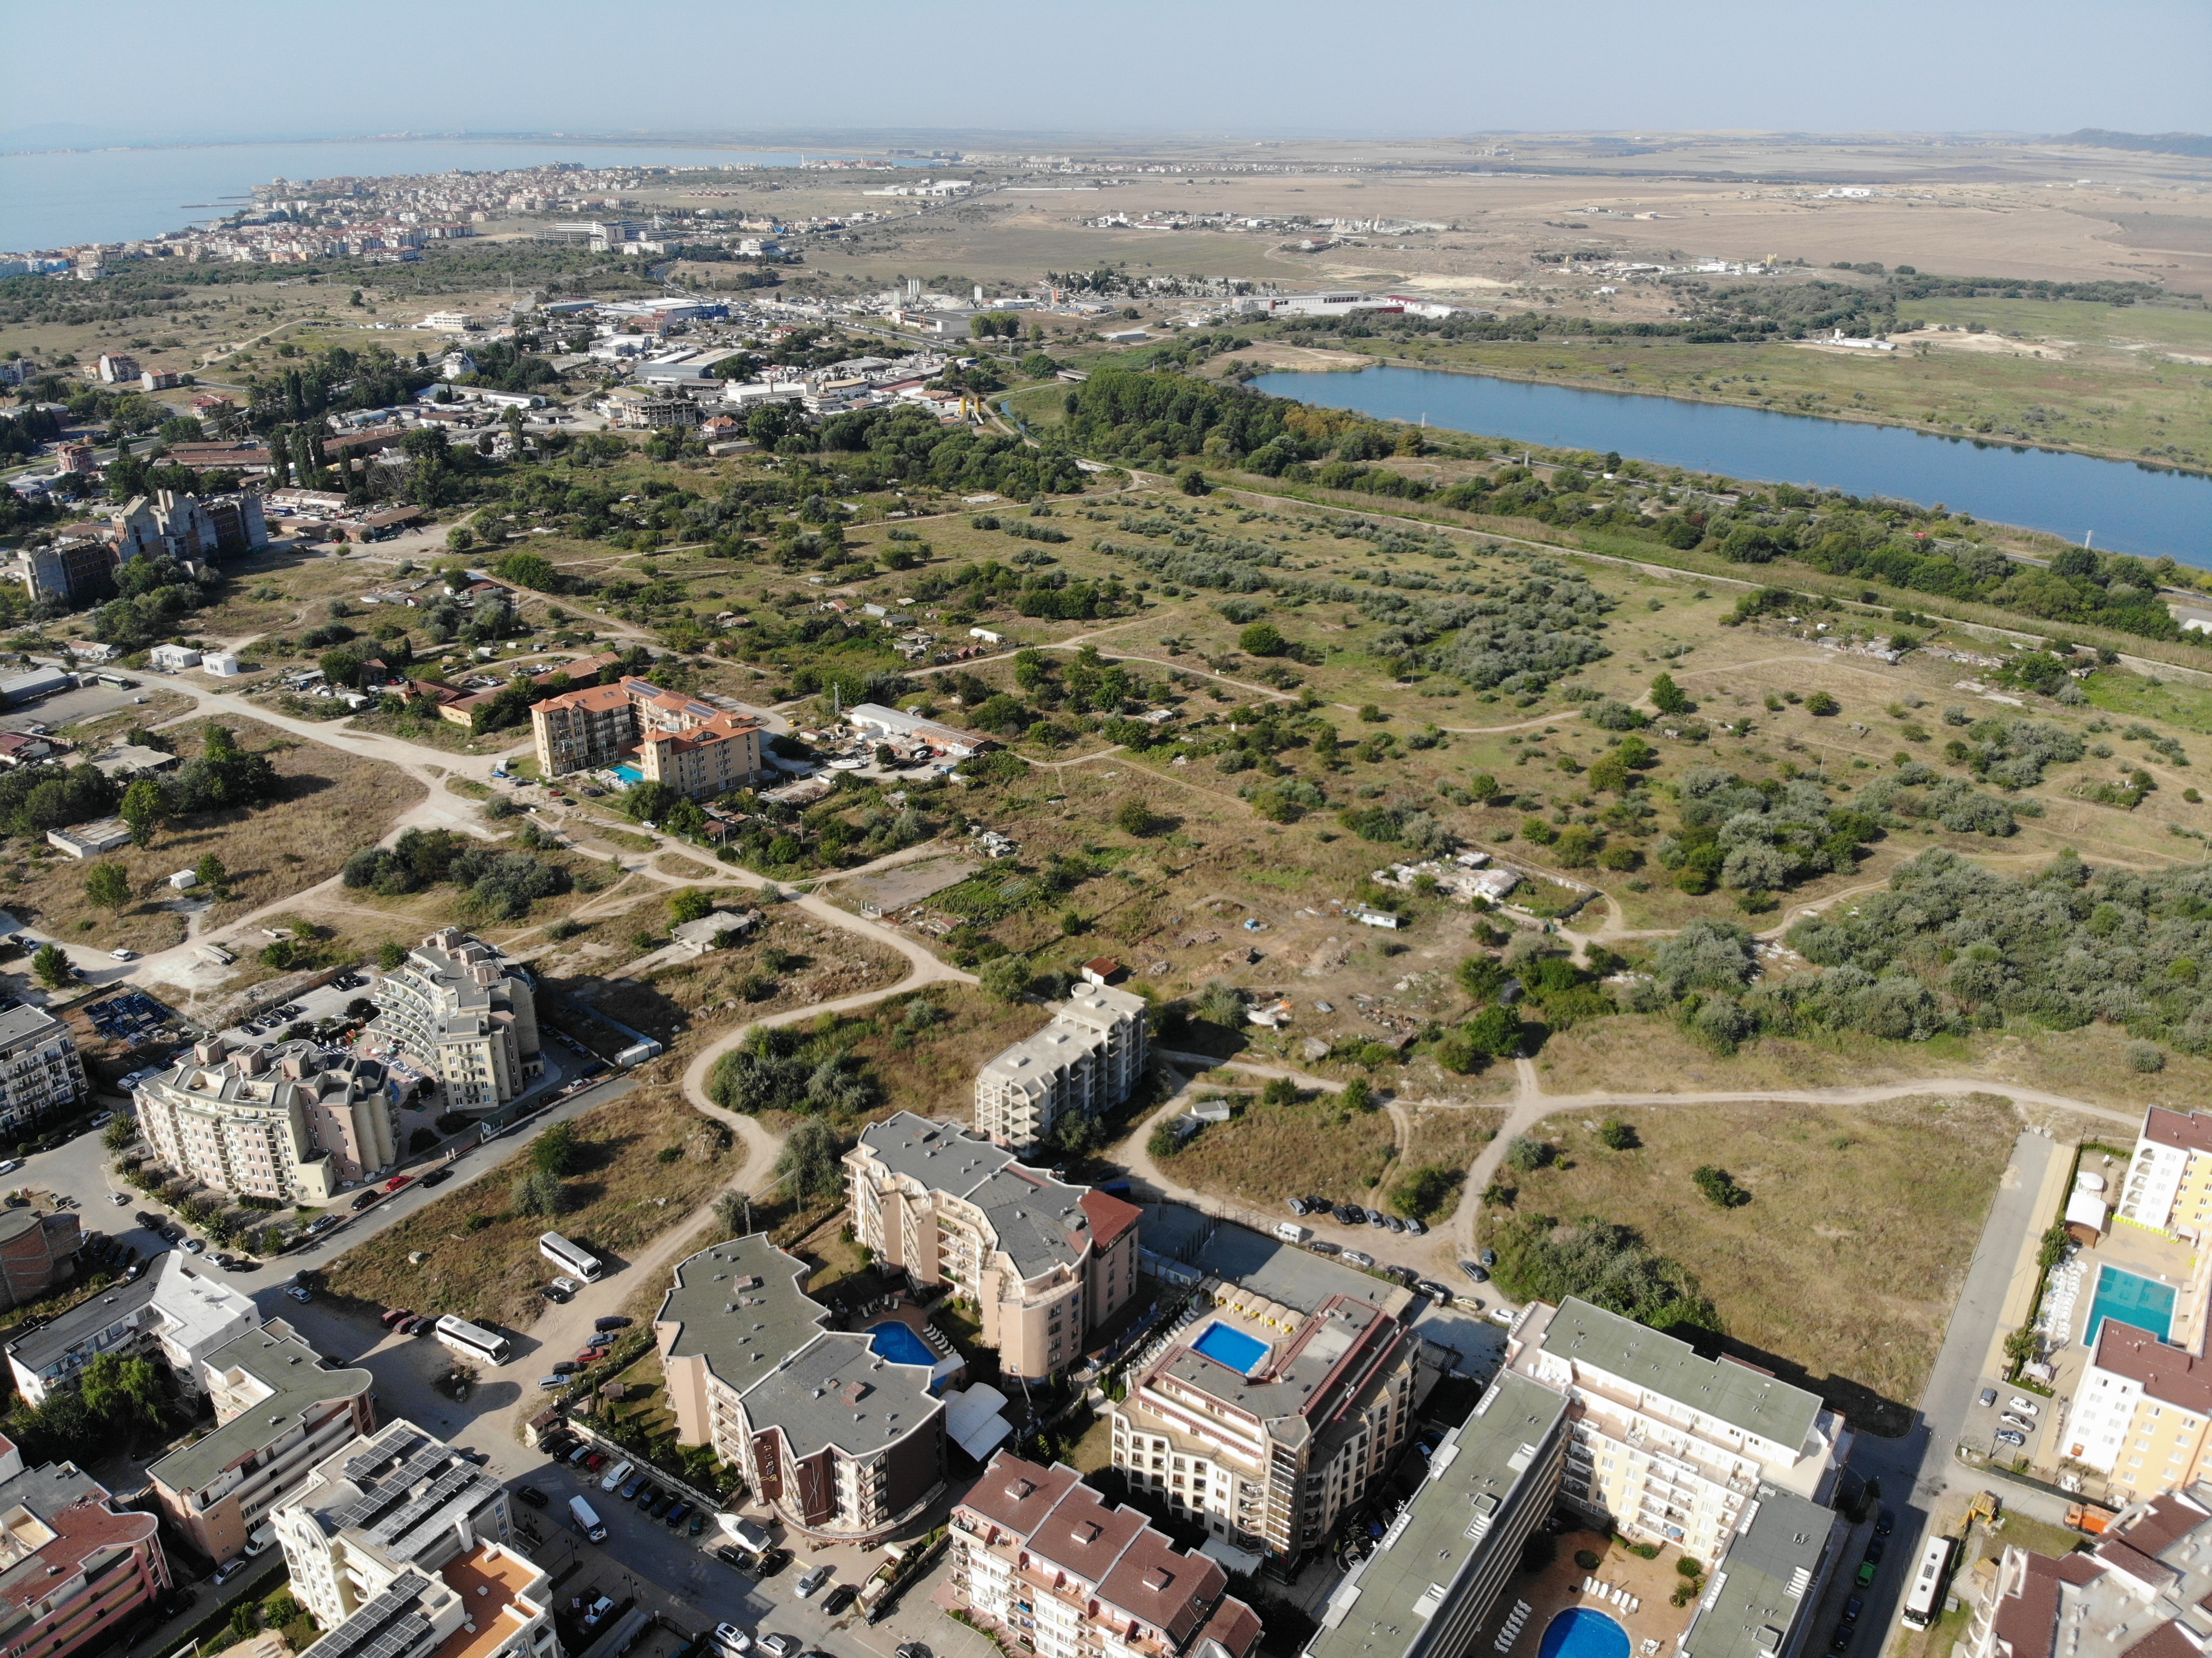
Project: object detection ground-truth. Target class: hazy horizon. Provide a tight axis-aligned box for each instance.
[9,0,2205,151]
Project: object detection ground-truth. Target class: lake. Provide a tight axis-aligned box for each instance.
[0,137,916,250]
[1249,364,2212,567]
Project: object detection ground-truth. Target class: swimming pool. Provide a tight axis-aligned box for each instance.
[867,1321,937,1368]
[2085,1264,2177,1347]
[610,763,644,785]
[1190,1321,1270,1375]
[1539,1608,1628,1658]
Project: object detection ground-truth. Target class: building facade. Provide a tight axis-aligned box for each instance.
[528,676,764,796]
[0,1006,87,1139]
[2114,1107,2212,1240]
[145,1324,375,1564]
[1111,1287,1439,1562]
[654,1233,945,1543]
[0,1207,81,1315]
[11,538,118,608]
[951,1453,1263,1658]
[1970,1486,2212,1658]
[134,1038,397,1202]
[2059,1319,2212,1501]
[0,1432,171,1658]
[974,985,1148,1156]
[273,1419,523,1633]
[1505,1299,1852,1564]
[5,1251,259,1408]
[366,930,540,1113]
[846,1113,1141,1382]
[1301,1372,1570,1658]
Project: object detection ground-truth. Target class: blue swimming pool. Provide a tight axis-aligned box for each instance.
[610,763,644,785]
[1191,1321,1270,1375]
[2085,1265,2177,1347]
[868,1321,937,1368]
[1540,1608,1629,1658]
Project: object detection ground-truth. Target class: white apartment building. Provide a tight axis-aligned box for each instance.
[4,1250,259,1407]
[0,1004,87,1137]
[274,1419,522,1631]
[134,1038,398,1202]
[1506,1299,1852,1563]
[1971,1486,2212,1658]
[975,984,1147,1155]
[367,929,541,1112]
[2115,1107,2212,1239]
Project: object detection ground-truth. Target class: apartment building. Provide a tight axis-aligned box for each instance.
[0,1005,87,1138]
[1111,1288,1439,1562]
[10,537,119,607]
[847,1112,1141,1381]
[5,1251,259,1407]
[654,1233,945,1542]
[146,1324,375,1563]
[0,1206,82,1315]
[1677,1487,1842,1658]
[273,1420,521,1631]
[2114,1107,2212,1239]
[1970,1485,2212,1658]
[1505,1299,1852,1564]
[2059,1320,2212,1502]
[528,675,764,797]
[950,1453,1262,1658]
[368,930,540,1113]
[1302,1372,1570,1658]
[975,984,1149,1156]
[134,1037,398,1202]
[0,1431,171,1658]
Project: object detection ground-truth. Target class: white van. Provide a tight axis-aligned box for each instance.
[599,1459,633,1493]
[569,1494,608,1542]
[1274,1222,1309,1244]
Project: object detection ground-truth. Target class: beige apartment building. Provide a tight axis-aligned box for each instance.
[2114,1106,2212,1239]
[529,675,763,796]
[2060,1320,2212,1502]
[132,1038,398,1203]
[950,1453,1262,1658]
[1111,1287,1438,1562]
[0,1004,87,1139]
[146,1323,375,1564]
[847,1112,1141,1382]
[974,984,1148,1156]
[367,929,540,1113]
[273,1419,524,1635]
[1506,1298,1852,1563]
[655,1233,945,1542]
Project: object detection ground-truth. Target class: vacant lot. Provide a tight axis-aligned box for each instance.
[320,1083,739,1331]
[1165,1091,1400,1206]
[1500,1094,2019,1434]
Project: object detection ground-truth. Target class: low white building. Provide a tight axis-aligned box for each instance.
[4,1251,259,1407]
[149,645,201,672]
[203,652,243,677]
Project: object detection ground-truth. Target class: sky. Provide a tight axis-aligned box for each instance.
[5,0,2206,149]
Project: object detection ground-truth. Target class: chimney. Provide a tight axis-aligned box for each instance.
[238,1049,267,1076]
[194,1037,227,1065]
[281,1053,311,1080]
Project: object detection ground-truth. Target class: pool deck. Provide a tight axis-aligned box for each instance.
[1469,1528,1699,1658]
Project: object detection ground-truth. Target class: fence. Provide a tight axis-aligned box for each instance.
[558,1413,732,1522]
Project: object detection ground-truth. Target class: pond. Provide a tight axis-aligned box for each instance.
[1249,365,2212,567]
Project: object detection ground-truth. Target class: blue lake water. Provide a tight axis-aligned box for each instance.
[2083,1264,2177,1347]
[1190,1320,1271,1375]
[1251,364,2212,567]
[0,138,922,249]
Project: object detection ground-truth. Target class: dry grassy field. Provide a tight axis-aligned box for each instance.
[1503,1093,2021,1433]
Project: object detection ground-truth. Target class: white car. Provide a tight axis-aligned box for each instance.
[285,1285,312,1303]
[0,1160,20,1177]
[110,948,137,962]
[599,1459,634,1493]
[711,1626,752,1657]
[795,1565,831,1600]
[2009,1396,2040,1416]
[110,1192,129,1205]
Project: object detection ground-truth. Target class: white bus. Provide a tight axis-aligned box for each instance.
[433,1314,512,1366]
[1901,1534,1955,1630]
[539,1232,604,1283]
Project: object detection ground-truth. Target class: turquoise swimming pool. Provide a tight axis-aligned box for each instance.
[1191,1321,1270,1375]
[610,762,644,784]
[2085,1264,2177,1346]
[1539,1608,1628,1658]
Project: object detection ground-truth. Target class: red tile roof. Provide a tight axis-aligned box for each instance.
[2094,1323,2212,1414]
[1080,1189,1141,1249]
[2142,1107,2212,1155]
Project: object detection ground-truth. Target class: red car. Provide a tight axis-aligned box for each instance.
[384,1174,412,1193]
[582,1451,607,1470]
[380,1308,412,1327]
[575,1349,604,1365]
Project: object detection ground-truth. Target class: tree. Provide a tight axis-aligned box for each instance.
[1692,1165,1751,1208]
[31,944,68,989]
[193,852,229,894]
[1806,690,1840,716]
[776,1119,845,1202]
[981,955,1032,1003]
[1393,1165,1460,1221]
[1238,622,1287,657]
[1598,1119,1639,1151]
[1505,1135,1553,1174]
[1341,1076,1374,1113]
[1114,798,1158,838]
[84,862,130,911]
[119,777,165,848]
[103,1115,137,1150]
[1260,1076,1296,1107]
[668,889,714,926]
[510,1170,568,1216]
[532,1121,581,1176]
[1651,673,1691,716]
[713,1190,749,1236]
[1177,467,1209,496]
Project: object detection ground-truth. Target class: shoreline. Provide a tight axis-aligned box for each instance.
[1284,352,2211,482]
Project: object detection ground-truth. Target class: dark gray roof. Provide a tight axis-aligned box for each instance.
[657,1233,834,1390]
[0,1002,66,1054]
[146,1326,370,1494]
[1546,1297,1824,1451]
[859,1112,1093,1278]
[1155,1299,1392,1441]
[859,1112,1015,1192]
[1306,1372,1570,1658]
[1679,1487,1840,1658]
[741,1329,942,1461]
[4,1271,163,1373]
[1187,1220,1418,1318]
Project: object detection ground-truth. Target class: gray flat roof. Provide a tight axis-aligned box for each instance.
[740,1327,942,1461]
[1546,1297,1823,1452]
[1680,1486,1840,1658]
[657,1233,834,1393]
[859,1112,1093,1278]
[5,1272,163,1372]
[0,1002,65,1053]
[147,1327,370,1494]
[1306,1372,1569,1658]
[1191,1220,1418,1319]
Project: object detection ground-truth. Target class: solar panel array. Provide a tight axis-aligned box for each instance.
[328,1441,453,1535]
[303,1571,431,1658]
[368,1463,485,1553]
[341,1428,425,1488]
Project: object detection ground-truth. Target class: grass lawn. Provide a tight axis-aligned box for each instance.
[1165,1092,1400,1206]
[1496,1094,2020,1435]
[320,1082,741,1330]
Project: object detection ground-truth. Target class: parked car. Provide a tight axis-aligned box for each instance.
[1854,1561,1878,1589]
[796,1565,832,1600]
[1366,1210,1386,1228]
[1343,1249,1375,1269]
[1405,1217,1427,1236]
[1384,1215,1404,1234]
[2002,1413,2036,1432]
[711,1625,753,1656]
[545,1277,581,1302]
[757,1549,791,1578]
[1864,1539,1885,1565]
[536,1376,565,1390]
[1460,1262,1489,1283]
[600,1461,634,1493]
[517,1486,549,1509]
[380,1308,413,1327]
[1417,1281,1454,1305]
[1829,1628,1852,1654]
[395,1315,423,1335]
[714,1547,752,1571]
[1874,1510,1896,1537]
[183,1238,205,1254]
[110,947,137,961]
[666,1501,692,1528]
[595,1315,632,1331]
[1287,1197,1309,1216]
[824,1585,858,1615]
[286,1285,312,1303]
[2010,1396,2040,1415]
[1979,1388,1999,1407]
[586,1331,616,1349]
[1842,1597,1865,1624]
[420,1169,452,1188]
[1995,1429,2027,1447]
[762,1633,801,1656]
[897,1644,934,1658]
[581,1452,606,1471]
[384,1174,412,1193]
[649,1492,675,1518]
[688,1510,707,1536]
[213,1558,248,1585]
[618,1473,647,1501]
[1307,1239,1340,1255]
[1478,1248,1497,1268]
